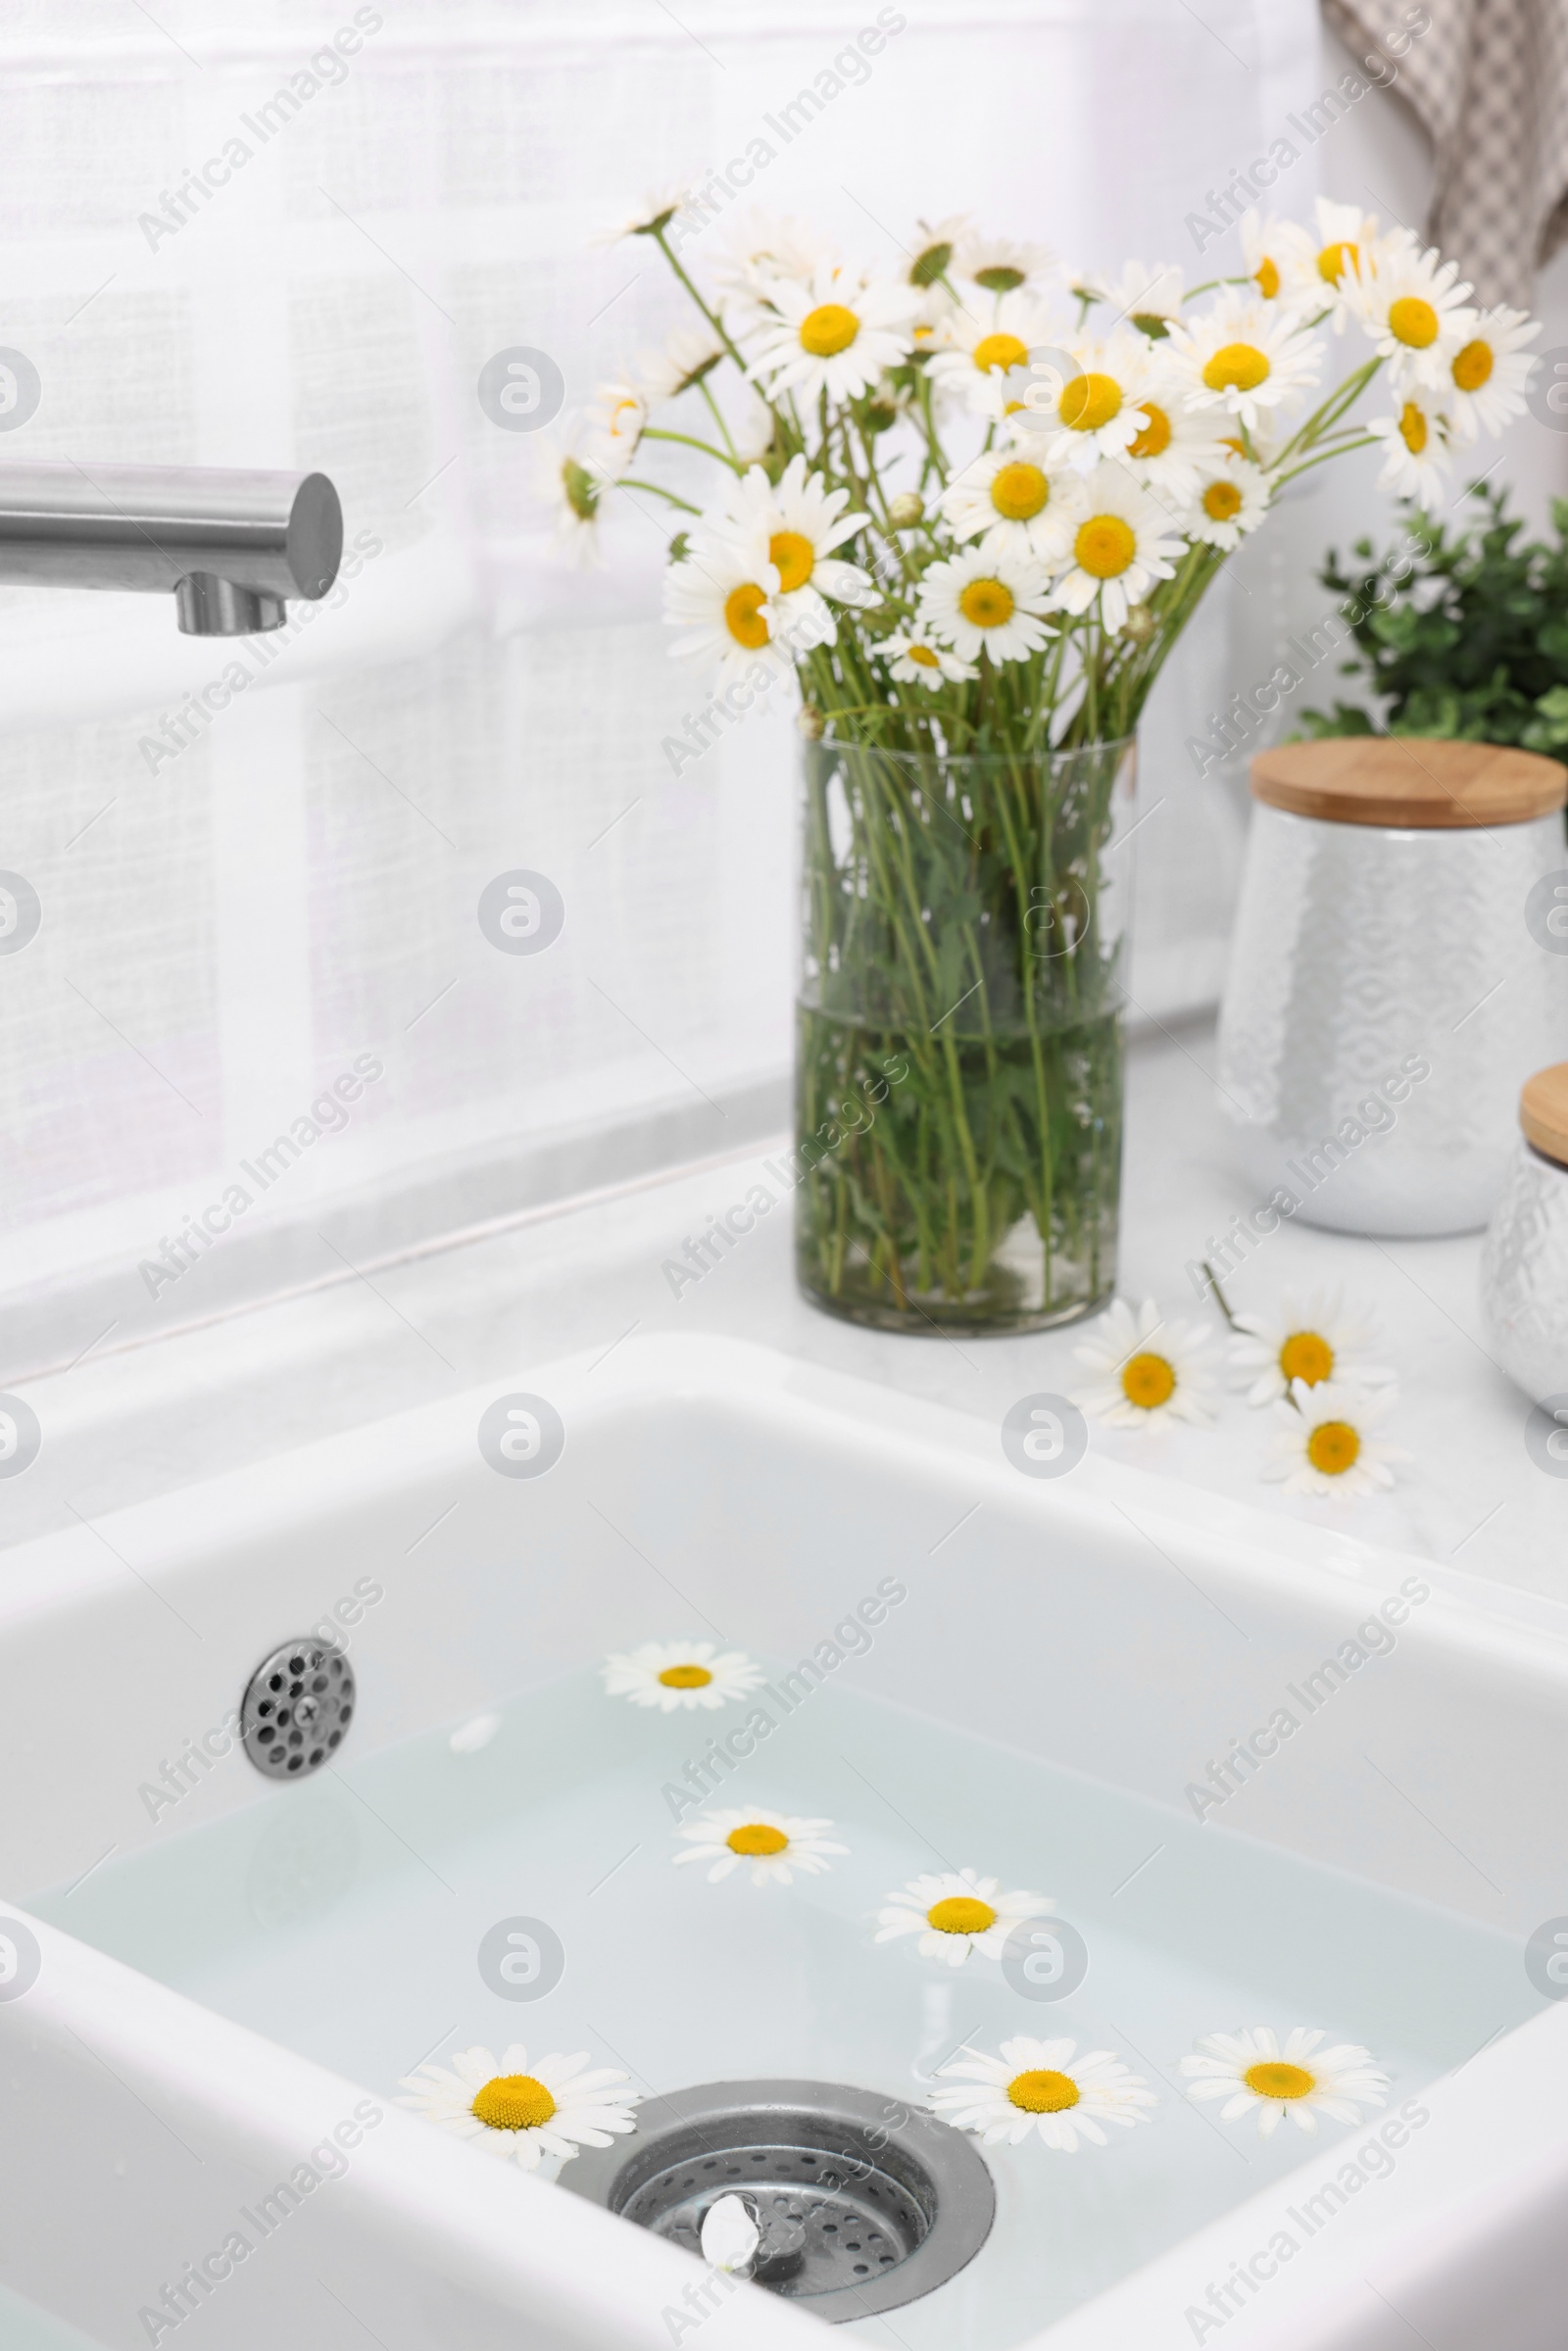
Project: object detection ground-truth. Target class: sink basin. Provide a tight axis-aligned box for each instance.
[2,1334,1565,2350]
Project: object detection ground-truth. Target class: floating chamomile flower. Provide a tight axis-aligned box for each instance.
[916,547,1055,665]
[743,263,918,404]
[1446,306,1540,439]
[593,181,696,246]
[930,2036,1156,2150]
[881,628,978,687]
[638,324,724,405]
[1180,2027,1390,2137]
[674,1807,847,1886]
[1350,237,1477,391]
[928,289,1059,420]
[875,1868,1052,1968]
[1165,293,1321,431]
[1187,457,1270,552]
[1089,259,1187,338]
[1051,465,1188,634]
[601,1639,766,1712]
[1229,1288,1393,1407]
[1263,1380,1404,1501]
[397,2044,637,2169]
[1073,1296,1215,1428]
[715,454,878,615]
[937,445,1083,565]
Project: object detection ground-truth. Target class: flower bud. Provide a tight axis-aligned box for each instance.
[1120,603,1156,644]
[887,492,924,530]
[797,704,826,740]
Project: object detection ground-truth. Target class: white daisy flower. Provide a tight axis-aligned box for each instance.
[743,264,918,405]
[533,430,605,568]
[1165,292,1322,431]
[1187,456,1270,551]
[714,454,878,612]
[1088,259,1187,339]
[712,209,838,303]
[1228,1288,1394,1407]
[1262,1379,1405,1501]
[1013,329,1162,473]
[1050,465,1188,634]
[1180,2027,1390,2138]
[927,289,1061,421]
[1238,210,1297,313]
[916,546,1055,665]
[663,527,832,682]
[1349,236,1477,390]
[930,2036,1157,2150]
[397,2043,638,2170]
[592,180,697,246]
[881,629,978,687]
[1073,1295,1215,1427]
[674,1807,847,1886]
[601,1638,766,1712]
[1367,389,1454,501]
[957,232,1056,296]
[1446,305,1541,440]
[906,214,972,293]
[638,325,724,405]
[1114,380,1232,502]
[583,380,647,480]
[937,445,1084,565]
[1272,198,1384,324]
[875,1867,1052,1968]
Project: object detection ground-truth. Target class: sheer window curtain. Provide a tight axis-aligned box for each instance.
[0,0,1326,1379]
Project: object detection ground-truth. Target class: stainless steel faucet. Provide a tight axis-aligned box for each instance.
[0,464,343,636]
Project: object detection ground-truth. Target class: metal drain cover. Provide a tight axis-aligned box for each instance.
[240,1639,355,1779]
[564,2079,995,2321]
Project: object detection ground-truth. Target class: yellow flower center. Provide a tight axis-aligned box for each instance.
[1202,342,1270,393]
[1253,257,1281,299]
[1202,479,1243,520]
[471,2074,557,2131]
[1074,514,1137,579]
[1128,401,1172,458]
[1244,2061,1315,2101]
[658,1663,713,1689]
[1307,1420,1361,1476]
[989,461,1049,520]
[1388,295,1439,349]
[971,331,1029,376]
[723,583,771,649]
[957,577,1014,628]
[1398,401,1428,454]
[1058,370,1122,432]
[1278,1331,1334,1386]
[800,303,859,358]
[1317,240,1356,284]
[1121,1349,1175,1407]
[1452,338,1494,391]
[1006,2068,1080,2113]
[768,529,814,592]
[926,1895,997,1935]
[726,1822,789,1856]
[907,644,940,667]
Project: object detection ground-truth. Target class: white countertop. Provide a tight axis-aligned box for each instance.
[7,1016,1561,1604]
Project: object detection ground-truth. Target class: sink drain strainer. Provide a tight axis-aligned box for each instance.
[564,2079,995,2321]
[240,1639,355,1780]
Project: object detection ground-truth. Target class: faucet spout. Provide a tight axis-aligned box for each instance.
[0,463,343,636]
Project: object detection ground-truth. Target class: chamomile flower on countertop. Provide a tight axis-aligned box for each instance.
[1350,236,1477,390]
[927,288,1061,420]
[1446,305,1541,440]
[937,444,1083,565]
[916,547,1055,665]
[674,1807,847,1886]
[876,1868,1053,1967]
[1050,465,1188,634]
[1074,1296,1215,1428]
[1263,1380,1405,1501]
[743,262,918,405]
[1180,2027,1390,2137]
[601,1638,766,1712]
[1229,1288,1394,1406]
[958,230,1056,294]
[714,454,878,613]
[1016,329,1162,472]
[930,2036,1156,2149]
[881,628,979,687]
[397,2044,637,2170]
[1186,456,1270,552]
[1165,292,1321,431]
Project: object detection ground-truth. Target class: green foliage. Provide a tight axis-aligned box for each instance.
[1299,485,1568,750]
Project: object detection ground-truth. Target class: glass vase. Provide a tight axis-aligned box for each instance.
[793,734,1137,1336]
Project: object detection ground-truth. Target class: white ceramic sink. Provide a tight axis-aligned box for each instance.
[2,1334,1565,2351]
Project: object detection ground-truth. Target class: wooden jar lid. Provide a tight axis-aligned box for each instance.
[1250,738,1568,828]
[1522,1064,1568,1168]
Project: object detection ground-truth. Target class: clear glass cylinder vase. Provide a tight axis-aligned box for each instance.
[794,733,1137,1336]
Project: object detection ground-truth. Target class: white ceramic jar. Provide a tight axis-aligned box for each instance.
[1217,739,1568,1237]
[1481,1063,1568,1405]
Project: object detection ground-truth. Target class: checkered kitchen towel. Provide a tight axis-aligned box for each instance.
[1324,0,1568,307]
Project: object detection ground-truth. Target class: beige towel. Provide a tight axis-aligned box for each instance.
[1324,0,1568,307]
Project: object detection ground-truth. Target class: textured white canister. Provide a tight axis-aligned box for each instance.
[1217,739,1568,1238]
[1481,1063,1568,1405]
